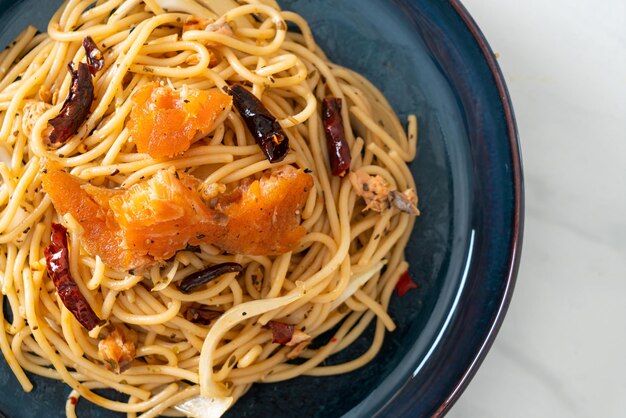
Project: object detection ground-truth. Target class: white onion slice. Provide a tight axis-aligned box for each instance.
[330,261,385,311]
[174,395,233,418]
[199,287,304,397]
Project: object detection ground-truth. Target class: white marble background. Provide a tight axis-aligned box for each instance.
[447,0,626,417]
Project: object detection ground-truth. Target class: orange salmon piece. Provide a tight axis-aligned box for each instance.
[215,165,313,255]
[108,169,226,260]
[41,166,151,271]
[43,165,313,272]
[128,84,232,159]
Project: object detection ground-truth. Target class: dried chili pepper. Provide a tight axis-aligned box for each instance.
[264,321,311,346]
[48,36,104,147]
[266,321,295,345]
[396,270,418,297]
[82,36,104,75]
[184,307,222,325]
[227,84,289,163]
[322,97,351,177]
[178,262,244,294]
[44,223,103,330]
[47,62,94,146]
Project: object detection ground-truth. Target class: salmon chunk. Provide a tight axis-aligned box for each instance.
[42,164,313,271]
[128,84,232,159]
[108,169,226,260]
[215,166,313,255]
[98,326,137,373]
[41,166,151,271]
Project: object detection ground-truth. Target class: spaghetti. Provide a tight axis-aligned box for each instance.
[0,0,419,416]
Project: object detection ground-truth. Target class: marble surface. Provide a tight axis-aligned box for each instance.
[447,0,626,417]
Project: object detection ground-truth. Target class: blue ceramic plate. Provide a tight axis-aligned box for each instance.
[0,1,522,417]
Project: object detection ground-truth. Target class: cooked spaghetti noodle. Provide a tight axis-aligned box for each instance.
[0,0,419,416]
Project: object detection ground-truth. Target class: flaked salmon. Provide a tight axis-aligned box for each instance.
[42,164,312,271]
[128,84,232,159]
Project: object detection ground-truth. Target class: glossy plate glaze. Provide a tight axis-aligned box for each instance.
[0,1,522,417]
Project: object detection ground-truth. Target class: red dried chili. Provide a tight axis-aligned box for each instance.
[266,321,295,345]
[82,36,104,75]
[184,307,222,325]
[178,262,244,294]
[48,62,94,146]
[227,84,289,163]
[396,270,418,297]
[44,223,103,330]
[322,97,351,177]
[48,36,104,147]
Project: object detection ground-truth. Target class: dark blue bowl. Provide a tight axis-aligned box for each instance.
[0,1,522,417]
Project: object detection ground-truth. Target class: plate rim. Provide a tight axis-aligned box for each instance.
[342,0,524,416]
[429,0,523,415]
